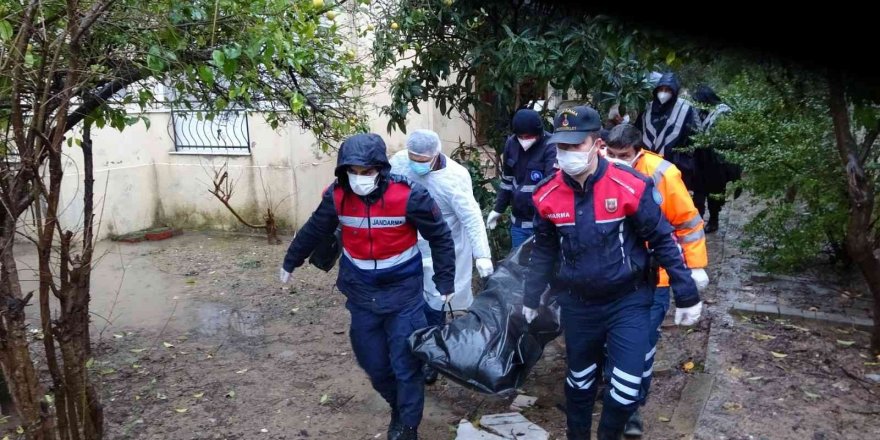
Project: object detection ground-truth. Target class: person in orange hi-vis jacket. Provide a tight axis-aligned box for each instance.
[603,123,708,437]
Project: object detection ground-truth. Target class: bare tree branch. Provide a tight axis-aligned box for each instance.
[64,65,146,132]
[71,0,119,46]
[208,168,266,230]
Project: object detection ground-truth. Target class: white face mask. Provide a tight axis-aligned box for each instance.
[556,146,597,177]
[607,151,642,168]
[621,115,631,124]
[347,172,379,196]
[607,157,630,167]
[518,137,537,151]
[657,91,673,105]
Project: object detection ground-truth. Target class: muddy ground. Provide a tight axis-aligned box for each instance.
[4,195,879,439]
[1,231,702,439]
[693,197,880,440]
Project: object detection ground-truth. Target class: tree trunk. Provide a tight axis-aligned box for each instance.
[828,71,880,353]
[0,226,54,439]
[265,209,281,245]
[47,123,103,440]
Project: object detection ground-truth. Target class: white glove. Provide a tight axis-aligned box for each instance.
[674,302,703,326]
[440,292,455,304]
[691,268,709,291]
[486,211,502,230]
[279,267,291,284]
[522,306,538,324]
[476,258,494,278]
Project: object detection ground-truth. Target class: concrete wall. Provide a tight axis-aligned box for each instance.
[42,97,474,242]
[24,7,477,242]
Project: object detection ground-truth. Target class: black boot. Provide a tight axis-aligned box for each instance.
[706,217,719,234]
[707,198,723,233]
[597,426,623,440]
[424,365,439,385]
[391,426,419,440]
[387,409,403,439]
[623,409,644,437]
[566,428,590,440]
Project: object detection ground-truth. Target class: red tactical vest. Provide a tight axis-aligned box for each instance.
[333,181,418,261]
[533,168,646,228]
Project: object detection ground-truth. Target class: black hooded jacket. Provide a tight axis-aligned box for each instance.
[282,134,456,311]
[636,73,700,187]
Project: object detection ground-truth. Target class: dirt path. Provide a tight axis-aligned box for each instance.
[694,196,880,439]
[18,230,701,439]
[9,205,874,439]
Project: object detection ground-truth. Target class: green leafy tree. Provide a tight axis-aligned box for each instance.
[369,0,677,255]
[0,1,364,437]
[694,62,880,351]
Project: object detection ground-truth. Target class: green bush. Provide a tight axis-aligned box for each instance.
[693,68,851,270]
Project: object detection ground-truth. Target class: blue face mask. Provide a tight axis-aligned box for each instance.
[409,156,435,176]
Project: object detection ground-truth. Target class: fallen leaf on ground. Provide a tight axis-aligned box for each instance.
[130,348,147,353]
[236,368,248,374]
[802,389,820,399]
[683,361,695,373]
[320,394,329,405]
[658,416,671,422]
[193,392,205,399]
[747,376,764,381]
[788,324,810,332]
[225,390,235,398]
[836,340,856,347]
[770,351,788,359]
[113,333,124,339]
[162,342,174,348]
[722,402,742,411]
[753,333,776,341]
[175,408,188,413]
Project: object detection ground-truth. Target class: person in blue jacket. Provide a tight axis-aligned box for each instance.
[486,109,557,248]
[279,133,456,440]
[523,107,703,440]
